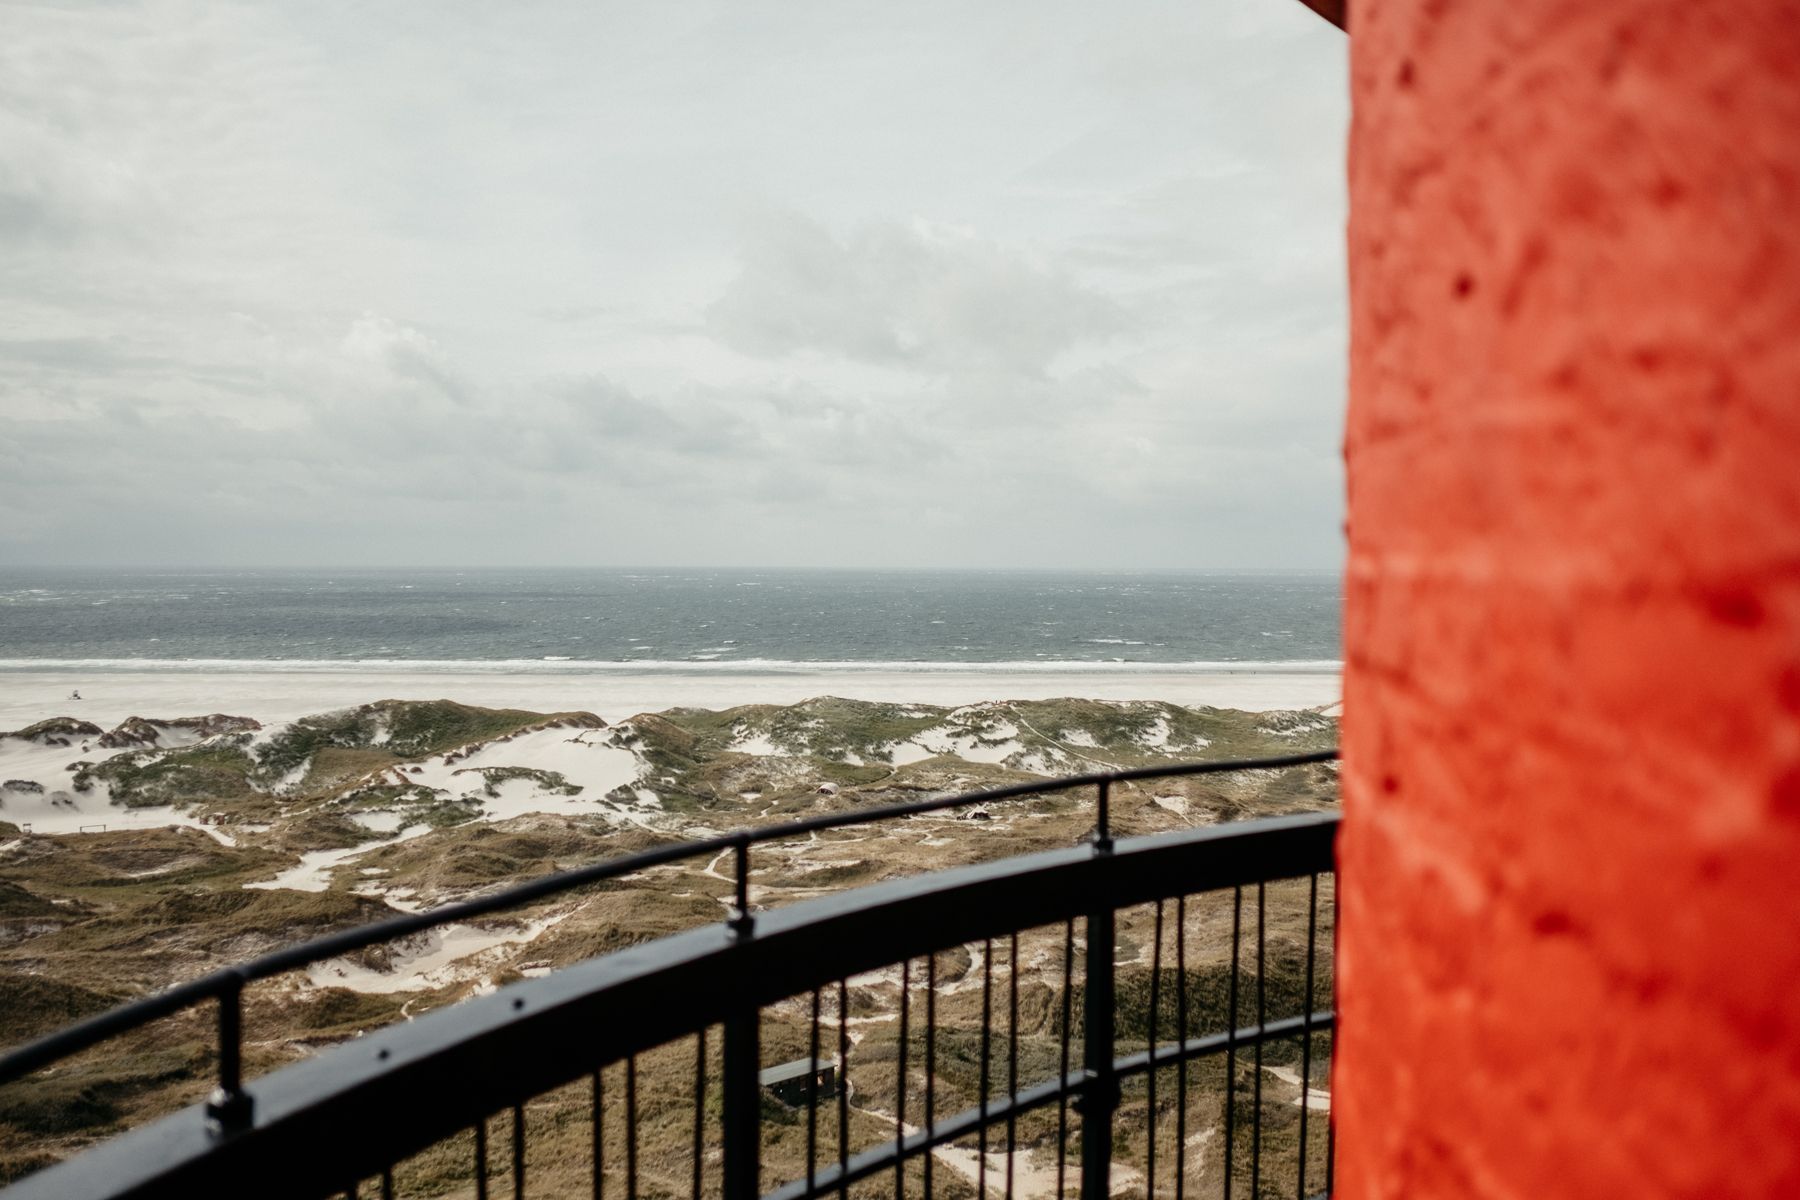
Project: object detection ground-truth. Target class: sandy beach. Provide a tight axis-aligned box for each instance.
[0,662,1341,730]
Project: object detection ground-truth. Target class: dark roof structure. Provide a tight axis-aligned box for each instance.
[758,1058,835,1088]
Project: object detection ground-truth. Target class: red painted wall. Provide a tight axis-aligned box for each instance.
[1335,2,1800,1197]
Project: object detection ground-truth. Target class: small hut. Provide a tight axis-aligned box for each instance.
[758,1057,837,1107]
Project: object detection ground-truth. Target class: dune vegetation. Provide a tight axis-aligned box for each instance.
[0,696,1338,1193]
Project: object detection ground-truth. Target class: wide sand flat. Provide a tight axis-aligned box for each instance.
[0,663,1340,728]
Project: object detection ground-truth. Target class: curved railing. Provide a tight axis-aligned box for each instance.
[2,751,1340,1200]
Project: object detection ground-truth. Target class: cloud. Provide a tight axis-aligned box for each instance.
[0,0,1348,570]
[339,313,470,407]
[707,212,1127,377]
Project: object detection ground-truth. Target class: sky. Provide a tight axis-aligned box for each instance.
[0,0,1348,570]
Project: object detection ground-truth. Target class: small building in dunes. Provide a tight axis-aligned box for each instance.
[758,1058,837,1107]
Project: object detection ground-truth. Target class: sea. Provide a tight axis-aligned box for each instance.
[0,568,1340,671]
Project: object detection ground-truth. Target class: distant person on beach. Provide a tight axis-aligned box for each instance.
[70,690,82,701]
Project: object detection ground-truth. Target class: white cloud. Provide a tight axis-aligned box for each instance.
[708,213,1126,376]
[0,0,1347,569]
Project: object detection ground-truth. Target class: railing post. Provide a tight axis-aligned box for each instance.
[723,836,760,1200]
[1079,780,1116,1200]
[205,974,253,1134]
[1093,776,1113,853]
[723,1006,760,1200]
[730,835,755,937]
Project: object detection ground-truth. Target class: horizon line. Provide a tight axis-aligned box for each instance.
[0,563,1346,575]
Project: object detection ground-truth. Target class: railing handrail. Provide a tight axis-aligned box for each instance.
[5,807,1340,1200]
[0,748,1337,1091]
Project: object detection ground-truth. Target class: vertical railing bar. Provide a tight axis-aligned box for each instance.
[207,972,252,1131]
[1006,930,1019,1200]
[925,952,937,1200]
[382,1168,394,1200]
[838,979,850,1200]
[808,989,822,1199]
[1057,919,1074,1200]
[593,1068,604,1200]
[896,958,911,1200]
[731,835,754,936]
[1251,882,1266,1196]
[476,1117,490,1200]
[1298,874,1318,1198]
[1175,894,1189,1200]
[1094,778,1112,852]
[627,1056,639,1200]
[724,832,757,1200]
[1325,876,1337,1199]
[1224,886,1241,1200]
[513,1102,526,1200]
[694,1028,708,1200]
[1078,794,1116,1200]
[723,1007,757,1200]
[978,937,993,1200]
[217,975,241,1101]
[1147,900,1164,1197]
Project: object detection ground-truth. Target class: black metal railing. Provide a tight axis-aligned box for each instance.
[1,750,1338,1200]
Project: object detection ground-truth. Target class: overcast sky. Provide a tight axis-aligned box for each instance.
[1,0,1347,570]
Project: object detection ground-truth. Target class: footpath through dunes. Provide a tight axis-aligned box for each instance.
[0,695,1339,1188]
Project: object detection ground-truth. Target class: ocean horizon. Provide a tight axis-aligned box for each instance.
[0,567,1342,668]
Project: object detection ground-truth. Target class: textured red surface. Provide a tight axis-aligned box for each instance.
[1335,2,1800,1197]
